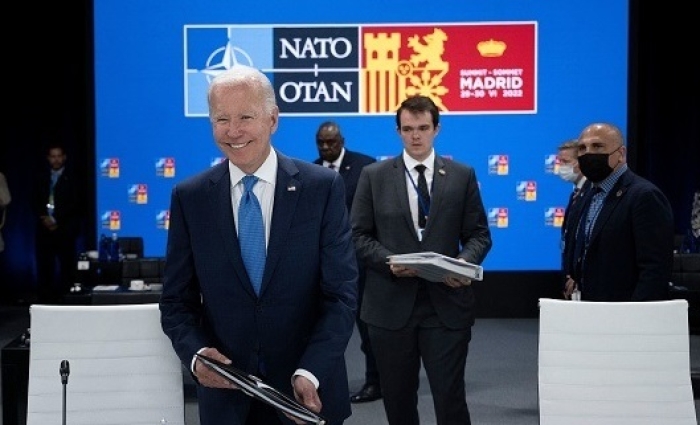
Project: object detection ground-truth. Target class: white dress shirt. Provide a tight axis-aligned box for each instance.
[402,149,435,236]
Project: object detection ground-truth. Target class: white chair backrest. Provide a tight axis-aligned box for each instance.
[538,298,697,425]
[27,303,184,425]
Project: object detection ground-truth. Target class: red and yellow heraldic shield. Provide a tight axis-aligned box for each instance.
[361,23,536,113]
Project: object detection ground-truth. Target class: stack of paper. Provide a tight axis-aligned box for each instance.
[387,252,484,282]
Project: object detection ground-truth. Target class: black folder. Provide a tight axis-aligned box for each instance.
[195,353,326,425]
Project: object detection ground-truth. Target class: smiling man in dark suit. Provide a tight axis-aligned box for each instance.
[160,64,358,425]
[312,121,382,403]
[351,95,492,425]
[562,122,674,301]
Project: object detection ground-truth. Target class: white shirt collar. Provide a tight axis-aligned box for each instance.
[323,147,346,170]
[228,149,278,187]
[402,149,435,172]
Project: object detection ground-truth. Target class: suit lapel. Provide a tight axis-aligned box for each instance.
[588,172,631,246]
[424,156,447,235]
[263,153,301,294]
[391,157,415,232]
[339,155,351,177]
[208,162,252,291]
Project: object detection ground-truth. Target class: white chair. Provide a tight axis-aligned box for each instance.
[538,298,697,425]
[26,304,185,425]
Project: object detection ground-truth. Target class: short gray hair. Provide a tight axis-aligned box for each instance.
[207,64,277,115]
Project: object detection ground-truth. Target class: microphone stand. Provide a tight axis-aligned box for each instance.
[60,360,70,425]
[62,382,67,425]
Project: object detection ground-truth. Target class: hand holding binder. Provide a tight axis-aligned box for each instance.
[387,252,484,282]
[195,353,327,425]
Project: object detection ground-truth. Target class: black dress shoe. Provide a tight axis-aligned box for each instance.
[350,383,382,403]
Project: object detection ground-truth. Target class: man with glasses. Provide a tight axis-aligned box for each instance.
[562,122,674,301]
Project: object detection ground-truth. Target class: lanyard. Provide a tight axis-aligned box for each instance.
[404,166,431,219]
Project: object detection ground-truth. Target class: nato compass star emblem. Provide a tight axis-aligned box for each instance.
[200,40,254,82]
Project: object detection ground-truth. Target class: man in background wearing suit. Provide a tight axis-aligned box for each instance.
[562,122,673,301]
[556,139,588,299]
[312,121,382,403]
[160,64,358,425]
[556,139,588,204]
[33,143,79,303]
[351,95,492,425]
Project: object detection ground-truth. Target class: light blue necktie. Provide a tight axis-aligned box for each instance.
[238,175,266,295]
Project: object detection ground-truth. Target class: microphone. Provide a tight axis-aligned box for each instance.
[60,360,70,425]
[60,360,70,384]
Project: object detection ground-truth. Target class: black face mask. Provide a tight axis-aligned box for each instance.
[578,148,620,182]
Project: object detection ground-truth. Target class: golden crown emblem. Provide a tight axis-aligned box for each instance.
[477,39,506,57]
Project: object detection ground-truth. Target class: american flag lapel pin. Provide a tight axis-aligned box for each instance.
[287,184,297,192]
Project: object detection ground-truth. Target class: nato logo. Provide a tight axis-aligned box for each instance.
[488,154,509,175]
[184,25,273,117]
[101,210,121,230]
[155,158,176,178]
[516,180,537,201]
[100,158,120,178]
[128,184,148,205]
[544,154,558,174]
[184,25,359,117]
[544,207,565,227]
[156,210,170,230]
[487,207,509,228]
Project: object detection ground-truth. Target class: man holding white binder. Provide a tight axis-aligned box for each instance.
[351,95,492,425]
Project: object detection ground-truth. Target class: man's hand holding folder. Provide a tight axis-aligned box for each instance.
[194,348,237,389]
[195,352,327,425]
[387,252,484,284]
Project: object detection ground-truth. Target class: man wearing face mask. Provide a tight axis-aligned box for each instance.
[556,139,587,198]
[556,140,588,298]
[562,122,674,301]
[556,139,589,228]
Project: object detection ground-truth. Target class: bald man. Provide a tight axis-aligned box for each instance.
[562,122,674,301]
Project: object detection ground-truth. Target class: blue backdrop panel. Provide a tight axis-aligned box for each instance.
[94,0,628,270]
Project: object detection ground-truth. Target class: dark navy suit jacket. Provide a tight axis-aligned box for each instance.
[160,151,358,425]
[313,149,376,211]
[563,169,673,301]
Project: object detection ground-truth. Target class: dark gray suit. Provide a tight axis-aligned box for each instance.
[351,153,491,425]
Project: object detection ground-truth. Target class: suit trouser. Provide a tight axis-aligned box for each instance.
[368,289,472,425]
[356,266,380,385]
[35,229,76,303]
